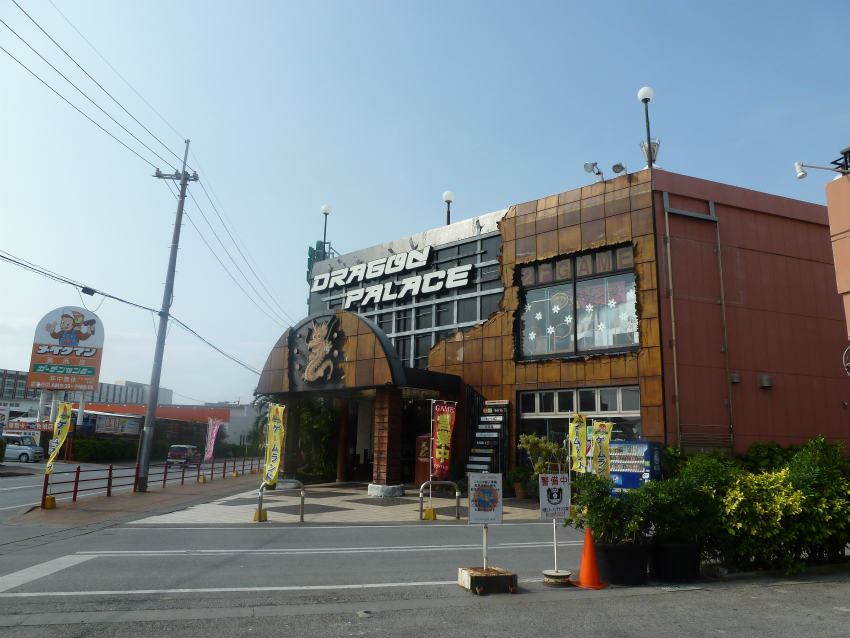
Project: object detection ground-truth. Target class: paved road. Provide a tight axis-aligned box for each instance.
[0,478,848,637]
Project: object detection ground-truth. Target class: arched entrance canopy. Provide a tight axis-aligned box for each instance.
[256,310,459,397]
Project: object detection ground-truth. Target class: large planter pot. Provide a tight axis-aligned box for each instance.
[650,542,701,582]
[595,543,650,585]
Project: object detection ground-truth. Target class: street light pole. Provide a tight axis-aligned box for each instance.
[442,191,454,225]
[136,140,198,492]
[321,204,332,260]
[638,86,654,172]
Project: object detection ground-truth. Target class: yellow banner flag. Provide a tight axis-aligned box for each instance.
[45,402,73,475]
[589,421,613,476]
[568,413,587,473]
[263,403,286,487]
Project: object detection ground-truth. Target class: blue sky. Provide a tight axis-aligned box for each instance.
[1,0,846,403]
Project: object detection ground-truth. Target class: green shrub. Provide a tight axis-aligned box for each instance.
[643,475,712,545]
[567,473,652,545]
[721,467,804,571]
[735,441,798,473]
[786,436,850,563]
[518,433,568,478]
[73,438,138,463]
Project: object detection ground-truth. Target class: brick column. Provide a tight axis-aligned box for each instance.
[335,400,351,483]
[372,387,402,485]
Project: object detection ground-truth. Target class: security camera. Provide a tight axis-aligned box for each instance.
[794,161,807,180]
[612,163,627,174]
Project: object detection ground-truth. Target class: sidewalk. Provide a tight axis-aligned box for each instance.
[129,482,542,525]
[14,478,542,526]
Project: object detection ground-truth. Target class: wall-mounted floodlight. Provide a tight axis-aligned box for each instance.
[584,162,603,181]
[794,160,849,180]
[612,163,628,174]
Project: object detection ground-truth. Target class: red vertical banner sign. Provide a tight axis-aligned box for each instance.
[431,401,457,480]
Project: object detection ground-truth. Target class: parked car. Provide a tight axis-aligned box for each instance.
[166,444,201,466]
[2,433,44,463]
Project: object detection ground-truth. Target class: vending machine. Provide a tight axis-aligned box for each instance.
[609,440,662,491]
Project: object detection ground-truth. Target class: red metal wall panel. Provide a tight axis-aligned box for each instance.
[655,172,849,454]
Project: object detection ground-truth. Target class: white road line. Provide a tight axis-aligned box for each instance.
[77,541,583,557]
[0,555,97,593]
[0,502,40,511]
[0,580,458,598]
[119,522,553,530]
[0,484,42,491]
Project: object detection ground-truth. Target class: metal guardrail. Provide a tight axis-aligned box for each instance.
[419,480,461,520]
[256,478,305,522]
[40,456,264,508]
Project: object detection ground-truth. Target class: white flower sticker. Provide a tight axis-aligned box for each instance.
[608,299,617,308]
[547,326,555,335]
[525,304,531,312]
[585,303,594,314]
[565,315,573,325]
[535,312,543,321]
[552,305,560,314]
[528,331,537,341]
[596,322,606,332]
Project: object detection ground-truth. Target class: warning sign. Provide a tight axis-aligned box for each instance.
[538,473,570,520]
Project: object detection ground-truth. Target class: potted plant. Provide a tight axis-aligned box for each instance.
[643,477,707,582]
[566,473,652,585]
[507,465,530,499]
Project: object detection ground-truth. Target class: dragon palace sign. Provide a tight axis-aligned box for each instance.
[310,246,473,310]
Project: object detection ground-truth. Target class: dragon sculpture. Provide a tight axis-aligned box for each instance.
[302,319,338,382]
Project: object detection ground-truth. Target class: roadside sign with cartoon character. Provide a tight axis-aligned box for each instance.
[26,306,104,392]
[538,473,570,520]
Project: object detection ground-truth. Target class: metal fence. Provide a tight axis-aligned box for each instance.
[40,456,264,509]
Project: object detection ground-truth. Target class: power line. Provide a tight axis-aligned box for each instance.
[46,0,185,141]
[188,190,292,325]
[161,181,287,329]
[0,16,178,171]
[15,0,294,327]
[0,43,157,169]
[195,176,299,325]
[10,0,187,170]
[0,247,260,376]
[14,1,295,329]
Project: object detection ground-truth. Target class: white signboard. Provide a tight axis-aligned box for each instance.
[538,473,571,520]
[468,472,503,524]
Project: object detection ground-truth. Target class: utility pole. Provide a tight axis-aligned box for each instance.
[135,139,198,492]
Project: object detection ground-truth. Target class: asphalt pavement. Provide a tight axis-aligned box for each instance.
[0,467,848,638]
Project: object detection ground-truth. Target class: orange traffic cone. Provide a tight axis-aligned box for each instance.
[572,527,608,589]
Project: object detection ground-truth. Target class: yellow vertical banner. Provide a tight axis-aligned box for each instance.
[263,403,286,488]
[589,421,613,477]
[568,413,587,473]
[45,402,73,475]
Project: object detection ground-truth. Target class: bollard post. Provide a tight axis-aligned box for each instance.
[300,489,305,523]
[181,462,186,485]
[242,457,246,474]
[162,462,169,488]
[107,464,113,497]
[41,472,50,509]
[456,490,461,520]
[133,463,140,492]
[72,466,81,502]
[222,458,226,479]
[196,460,202,483]
[210,458,215,481]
